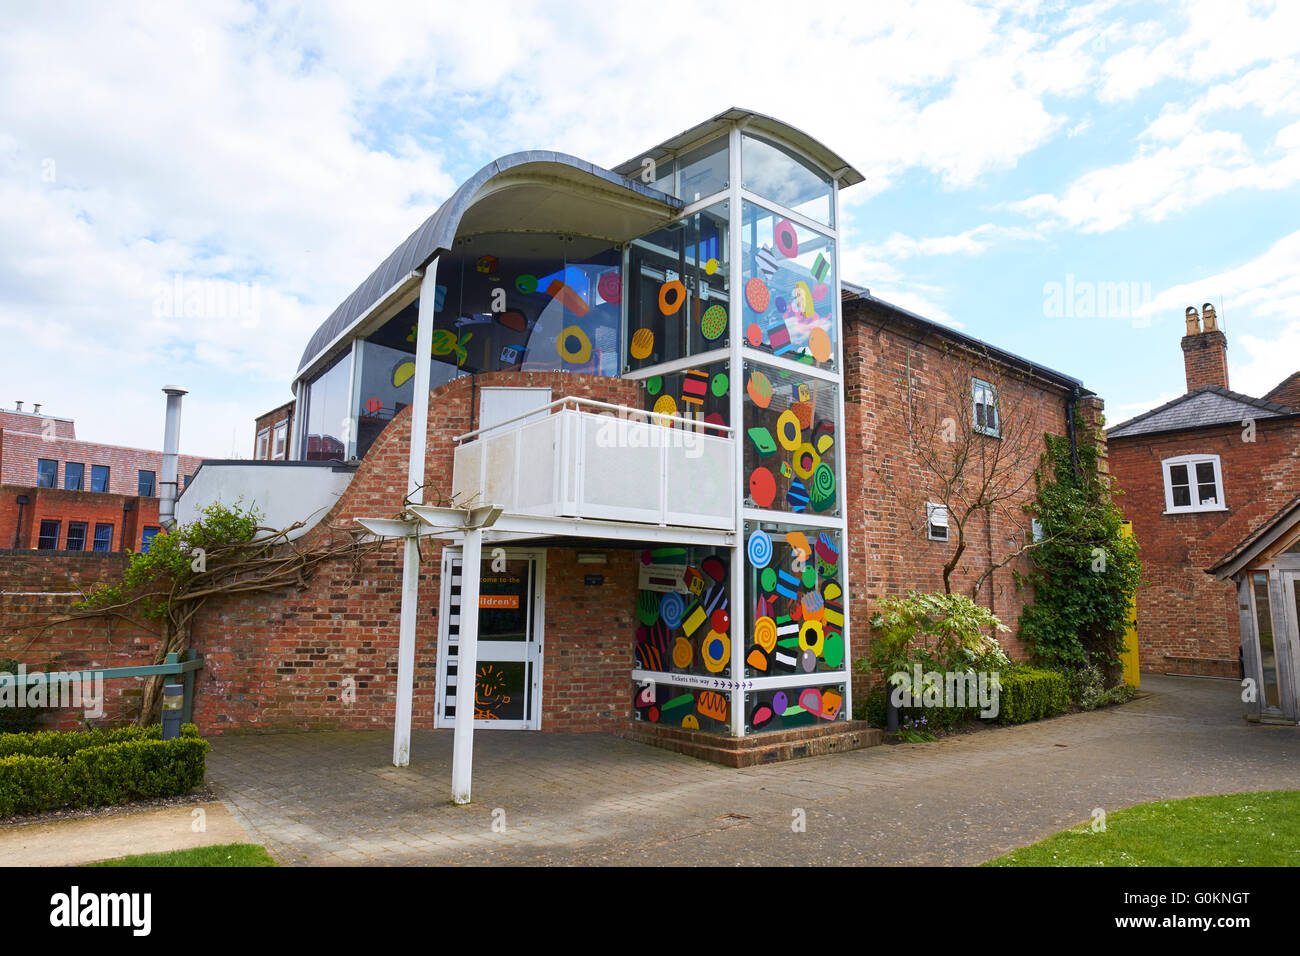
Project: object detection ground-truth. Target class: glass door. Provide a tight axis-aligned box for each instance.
[437,550,546,730]
[1249,572,1283,713]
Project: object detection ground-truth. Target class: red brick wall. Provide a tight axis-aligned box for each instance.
[0,552,157,728]
[0,410,75,439]
[0,485,157,552]
[185,369,643,733]
[1109,415,1300,674]
[0,429,206,496]
[842,304,1079,675]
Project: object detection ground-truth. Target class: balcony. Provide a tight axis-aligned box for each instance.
[451,397,734,534]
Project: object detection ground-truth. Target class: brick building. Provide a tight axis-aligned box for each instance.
[1108,305,1300,678]
[253,400,294,460]
[0,404,207,553]
[5,109,1105,761]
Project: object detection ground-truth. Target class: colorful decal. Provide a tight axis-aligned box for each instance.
[747,530,773,568]
[557,325,593,364]
[514,274,538,294]
[597,271,622,304]
[748,467,776,508]
[745,277,770,312]
[658,280,686,316]
[630,328,654,360]
[774,219,798,258]
[700,304,727,340]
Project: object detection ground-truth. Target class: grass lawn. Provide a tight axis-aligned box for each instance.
[85,843,278,867]
[984,791,1300,866]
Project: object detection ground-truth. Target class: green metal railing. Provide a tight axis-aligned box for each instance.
[6,650,202,722]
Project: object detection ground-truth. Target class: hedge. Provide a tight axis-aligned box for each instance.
[995,668,1070,724]
[0,724,208,818]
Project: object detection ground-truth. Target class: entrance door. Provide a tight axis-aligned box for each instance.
[436,549,545,730]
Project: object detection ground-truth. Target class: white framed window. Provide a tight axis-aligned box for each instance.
[972,378,999,437]
[1162,454,1226,513]
[926,502,949,541]
[273,420,288,459]
[1031,518,1044,542]
[255,427,271,460]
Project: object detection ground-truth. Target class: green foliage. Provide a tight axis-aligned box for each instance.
[1017,420,1141,673]
[859,590,1011,680]
[995,668,1070,724]
[75,502,261,622]
[0,659,39,734]
[86,843,279,868]
[0,724,207,818]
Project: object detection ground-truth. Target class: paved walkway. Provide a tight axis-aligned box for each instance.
[207,676,1300,866]
[0,802,251,866]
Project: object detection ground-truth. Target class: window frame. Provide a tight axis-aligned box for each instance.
[138,470,157,497]
[972,378,1000,438]
[92,523,114,552]
[256,427,271,459]
[273,420,288,459]
[65,521,87,551]
[64,462,84,491]
[1162,453,1227,514]
[926,502,950,542]
[141,526,161,554]
[36,519,61,550]
[36,459,57,488]
[90,464,110,493]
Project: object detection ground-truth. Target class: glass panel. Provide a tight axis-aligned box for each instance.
[137,471,156,496]
[64,463,84,491]
[141,527,160,553]
[65,522,86,551]
[1286,538,1300,554]
[742,134,833,226]
[675,136,728,202]
[633,683,730,734]
[1195,461,1219,505]
[747,681,847,733]
[743,523,844,678]
[92,523,113,552]
[479,560,531,642]
[1253,573,1281,708]
[90,465,109,493]
[740,201,837,370]
[640,360,731,429]
[743,361,839,516]
[626,203,730,371]
[631,546,731,680]
[472,661,528,722]
[301,351,352,461]
[37,520,59,550]
[36,459,56,488]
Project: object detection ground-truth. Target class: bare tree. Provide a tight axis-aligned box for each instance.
[874,341,1054,600]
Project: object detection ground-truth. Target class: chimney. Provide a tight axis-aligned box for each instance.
[14,401,21,412]
[32,403,41,414]
[1181,303,1228,392]
[159,385,188,531]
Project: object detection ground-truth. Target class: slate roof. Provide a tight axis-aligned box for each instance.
[1107,385,1297,439]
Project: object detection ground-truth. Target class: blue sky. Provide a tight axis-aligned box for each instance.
[2,0,1298,455]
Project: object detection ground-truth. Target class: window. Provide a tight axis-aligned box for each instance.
[273,420,288,459]
[973,379,999,437]
[141,526,161,553]
[37,520,60,550]
[90,464,110,493]
[1162,454,1226,513]
[64,462,84,491]
[927,502,950,541]
[183,474,193,490]
[138,470,156,497]
[36,459,57,488]
[1031,518,1044,542]
[742,133,833,226]
[65,522,87,551]
[92,523,113,552]
[256,428,270,459]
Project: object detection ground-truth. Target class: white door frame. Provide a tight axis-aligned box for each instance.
[435,547,547,730]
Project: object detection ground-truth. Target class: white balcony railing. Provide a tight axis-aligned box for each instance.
[451,397,734,531]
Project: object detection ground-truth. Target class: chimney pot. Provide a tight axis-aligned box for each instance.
[14,401,22,412]
[1202,302,1218,332]
[1184,306,1201,336]
[33,403,41,414]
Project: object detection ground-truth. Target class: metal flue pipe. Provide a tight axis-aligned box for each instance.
[159,385,188,531]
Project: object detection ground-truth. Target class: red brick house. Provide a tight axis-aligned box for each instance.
[252,400,294,461]
[1108,305,1300,678]
[4,110,1106,763]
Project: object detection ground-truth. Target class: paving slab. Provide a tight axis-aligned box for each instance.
[0,801,254,867]
[206,676,1300,866]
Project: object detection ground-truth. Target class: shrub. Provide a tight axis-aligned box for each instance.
[995,668,1069,724]
[0,659,39,734]
[0,724,207,818]
[860,591,1011,680]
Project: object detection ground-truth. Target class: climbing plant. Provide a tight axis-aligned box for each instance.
[1016,417,1141,676]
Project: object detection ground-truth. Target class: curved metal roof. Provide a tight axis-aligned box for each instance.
[612,107,865,188]
[297,150,682,375]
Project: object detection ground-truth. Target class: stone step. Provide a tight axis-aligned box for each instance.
[614,719,882,768]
